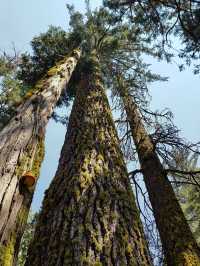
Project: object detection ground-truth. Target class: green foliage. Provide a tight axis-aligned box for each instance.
[17,212,38,266]
[178,7,200,74]
[0,2,164,109]
[0,58,11,76]
[104,0,200,72]
[0,78,21,129]
[17,26,74,86]
[0,2,167,129]
[65,4,164,99]
[0,55,26,130]
[0,26,78,129]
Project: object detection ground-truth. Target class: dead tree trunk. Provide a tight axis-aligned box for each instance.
[0,49,81,266]
[119,86,200,265]
[25,69,152,265]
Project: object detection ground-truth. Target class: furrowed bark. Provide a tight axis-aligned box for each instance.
[0,49,81,266]
[25,67,152,265]
[119,86,200,265]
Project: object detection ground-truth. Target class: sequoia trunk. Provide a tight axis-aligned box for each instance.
[119,87,200,265]
[0,49,80,266]
[25,71,152,265]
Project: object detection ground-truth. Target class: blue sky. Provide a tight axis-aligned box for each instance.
[0,0,199,211]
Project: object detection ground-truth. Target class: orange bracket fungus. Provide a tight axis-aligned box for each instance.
[20,171,36,189]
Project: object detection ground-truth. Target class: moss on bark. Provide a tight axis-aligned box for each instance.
[25,65,152,265]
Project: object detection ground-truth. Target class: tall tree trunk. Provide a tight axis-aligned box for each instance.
[0,49,81,266]
[119,86,200,265]
[25,69,152,265]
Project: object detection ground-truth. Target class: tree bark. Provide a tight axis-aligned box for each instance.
[25,71,152,265]
[0,49,81,266]
[119,86,200,265]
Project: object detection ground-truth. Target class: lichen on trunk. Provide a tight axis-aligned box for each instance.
[0,49,81,266]
[119,86,200,265]
[25,68,152,265]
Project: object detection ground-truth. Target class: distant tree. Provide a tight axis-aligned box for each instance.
[17,212,38,266]
[0,52,24,130]
[181,185,200,245]
[169,151,200,246]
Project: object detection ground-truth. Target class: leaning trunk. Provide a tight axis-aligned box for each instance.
[25,70,152,265]
[0,49,81,266]
[119,87,200,265]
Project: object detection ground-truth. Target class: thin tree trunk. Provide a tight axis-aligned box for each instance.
[0,49,81,266]
[119,86,200,265]
[25,69,152,265]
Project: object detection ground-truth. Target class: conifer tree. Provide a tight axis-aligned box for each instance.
[23,5,162,264]
[25,55,152,266]
[115,75,200,265]
[0,49,80,266]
